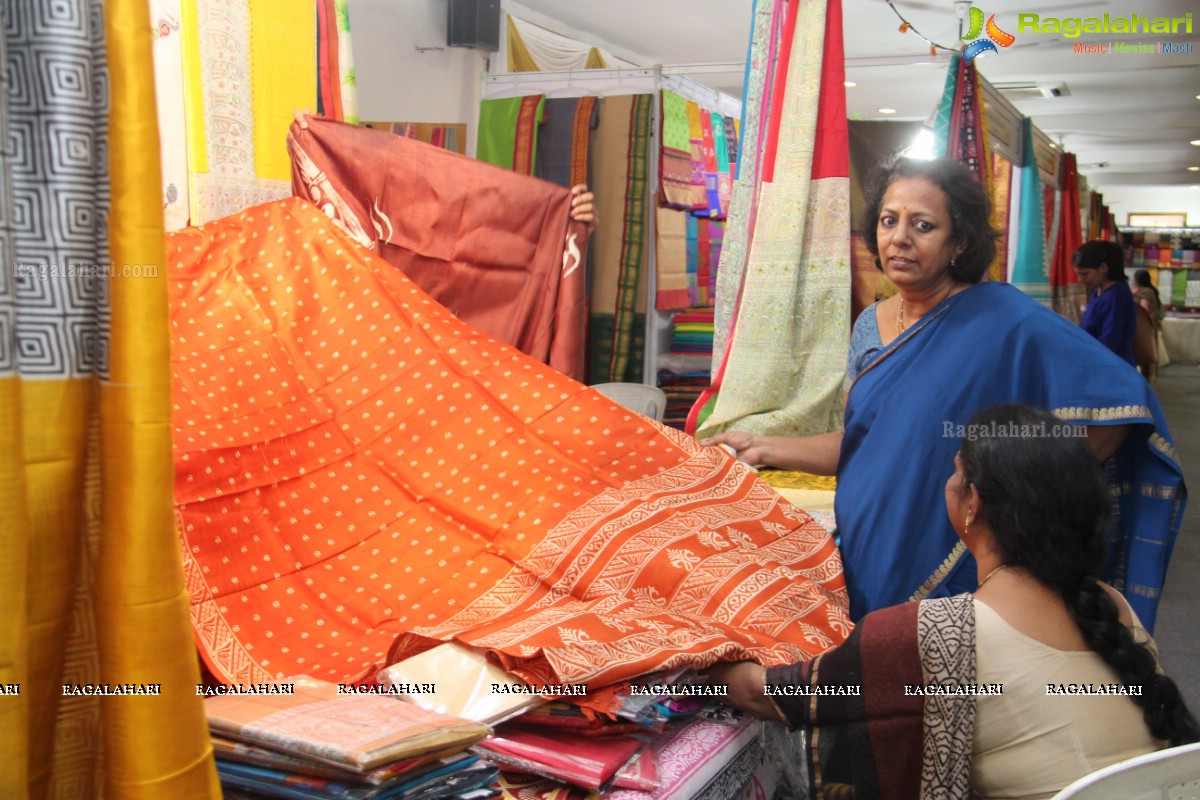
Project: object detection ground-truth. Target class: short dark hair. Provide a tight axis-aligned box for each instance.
[1071,240,1127,281]
[860,157,999,283]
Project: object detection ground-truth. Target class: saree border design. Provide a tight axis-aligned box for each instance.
[908,541,967,603]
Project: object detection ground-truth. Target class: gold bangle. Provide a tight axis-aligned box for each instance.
[761,665,790,725]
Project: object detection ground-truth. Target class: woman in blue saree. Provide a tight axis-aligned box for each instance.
[703,157,1185,629]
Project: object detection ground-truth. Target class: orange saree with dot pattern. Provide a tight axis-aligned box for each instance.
[171,197,849,689]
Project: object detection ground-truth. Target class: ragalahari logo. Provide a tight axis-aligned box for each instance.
[961,7,1016,61]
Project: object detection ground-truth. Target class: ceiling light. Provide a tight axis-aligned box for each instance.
[845,81,857,87]
[1192,139,1200,146]
[1190,167,1200,172]
[878,107,897,114]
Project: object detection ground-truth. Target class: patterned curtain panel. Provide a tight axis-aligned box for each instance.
[177,0,317,223]
[696,0,851,438]
[0,1,219,797]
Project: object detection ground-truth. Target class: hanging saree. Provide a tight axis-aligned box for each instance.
[766,596,976,800]
[695,0,850,439]
[171,198,851,690]
[178,0,316,223]
[2,1,219,797]
[709,0,785,380]
[588,95,653,384]
[1010,117,1050,303]
[838,281,1184,628]
[289,118,588,381]
[1051,153,1085,321]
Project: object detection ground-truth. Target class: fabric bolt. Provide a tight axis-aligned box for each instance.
[694,0,850,440]
[767,596,976,800]
[838,282,1184,626]
[171,197,851,689]
[288,118,588,381]
[1011,117,1050,303]
[1,1,221,796]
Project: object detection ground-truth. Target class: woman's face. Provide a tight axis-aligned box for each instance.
[1073,264,1105,290]
[876,177,964,293]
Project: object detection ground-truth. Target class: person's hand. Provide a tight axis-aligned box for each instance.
[569,184,597,231]
[705,661,786,722]
[292,109,313,129]
[700,430,766,467]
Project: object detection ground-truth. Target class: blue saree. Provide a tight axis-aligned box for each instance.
[837,281,1185,629]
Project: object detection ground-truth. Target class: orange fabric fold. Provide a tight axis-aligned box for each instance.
[171,198,849,689]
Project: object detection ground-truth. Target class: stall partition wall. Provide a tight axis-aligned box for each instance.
[481,68,741,386]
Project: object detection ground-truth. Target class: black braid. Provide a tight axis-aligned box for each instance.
[1067,576,1199,746]
[960,404,1199,747]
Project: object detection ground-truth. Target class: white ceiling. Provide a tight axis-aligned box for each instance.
[511,0,1200,192]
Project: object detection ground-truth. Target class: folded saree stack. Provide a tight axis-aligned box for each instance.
[206,676,497,799]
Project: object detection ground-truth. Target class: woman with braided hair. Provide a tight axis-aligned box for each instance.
[710,404,1196,800]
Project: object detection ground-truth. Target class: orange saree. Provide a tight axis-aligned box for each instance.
[171,198,849,689]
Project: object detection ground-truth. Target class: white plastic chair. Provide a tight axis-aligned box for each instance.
[1049,742,1200,800]
[591,382,667,422]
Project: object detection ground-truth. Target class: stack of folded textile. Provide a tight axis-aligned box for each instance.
[459,668,762,800]
[206,676,497,799]
[655,311,715,430]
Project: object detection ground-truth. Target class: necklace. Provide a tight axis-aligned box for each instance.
[896,284,958,335]
[976,564,1008,591]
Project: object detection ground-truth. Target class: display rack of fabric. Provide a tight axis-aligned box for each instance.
[479,68,742,389]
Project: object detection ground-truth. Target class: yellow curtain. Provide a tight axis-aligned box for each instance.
[585,47,607,69]
[506,15,539,71]
[0,1,220,797]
